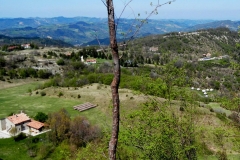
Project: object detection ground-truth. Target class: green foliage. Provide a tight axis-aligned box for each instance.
[37,70,52,79]
[120,101,197,159]
[213,81,220,90]
[40,91,46,96]
[14,132,27,142]
[30,43,39,49]
[58,91,64,97]
[34,112,48,123]
[47,108,71,145]
[56,58,65,65]
[0,56,6,67]
[216,112,227,122]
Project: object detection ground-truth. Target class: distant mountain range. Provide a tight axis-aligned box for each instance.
[0,17,239,46]
[0,34,73,47]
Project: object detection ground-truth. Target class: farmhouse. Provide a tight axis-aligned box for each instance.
[21,43,31,49]
[0,112,45,135]
[85,59,97,64]
[149,46,158,52]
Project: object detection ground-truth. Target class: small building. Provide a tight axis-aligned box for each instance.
[0,112,46,136]
[21,44,31,49]
[5,112,31,134]
[206,53,211,58]
[149,47,158,52]
[64,52,72,56]
[86,59,97,64]
[27,119,45,133]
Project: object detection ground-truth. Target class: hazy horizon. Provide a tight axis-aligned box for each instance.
[0,0,239,21]
[0,16,238,22]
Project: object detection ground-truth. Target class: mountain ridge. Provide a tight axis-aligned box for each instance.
[0,17,239,45]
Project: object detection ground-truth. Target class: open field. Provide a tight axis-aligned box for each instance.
[0,79,148,128]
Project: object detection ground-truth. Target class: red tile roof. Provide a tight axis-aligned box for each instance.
[86,59,96,62]
[27,119,44,130]
[7,113,30,125]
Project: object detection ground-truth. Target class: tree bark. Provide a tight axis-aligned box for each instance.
[106,0,120,160]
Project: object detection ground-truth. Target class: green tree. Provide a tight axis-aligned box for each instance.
[69,116,101,147]
[56,59,65,65]
[47,108,71,145]
[0,56,6,67]
[34,112,48,123]
[120,100,197,160]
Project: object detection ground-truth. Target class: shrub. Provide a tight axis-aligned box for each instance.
[180,106,185,111]
[14,132,27,141]
[216,150,228,160]
[209,108,214,112]
[216,113,227,122]
[56,59,65,65]
[34,112,48,123]
[31,137,40,143]
[228,112,240,124]
[78,94,81,98]
[40,91,46,96]
[58,92,63,97]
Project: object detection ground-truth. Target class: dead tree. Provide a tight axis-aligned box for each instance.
[105,0,175,159]
[106,0,120,159]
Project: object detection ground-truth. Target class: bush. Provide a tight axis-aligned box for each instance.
[228,112,240,124]
[216,113,227,122]
[40,91,46,96]
[58,92,63,97]
[78,94,81,98]
[34,112,48,123]
[57,59,65,65]
[210,108,214,112]
[14,132,27,141]
[180,106,185,111]
[216,150,228,160]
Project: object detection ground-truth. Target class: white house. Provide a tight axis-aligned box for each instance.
[5,112,31,134]
[0,112,45,135]
[21,44,31,49]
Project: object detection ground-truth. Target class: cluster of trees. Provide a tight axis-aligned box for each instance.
[47,108,101,147]
[59,47,112,61]
[0,67,52,80]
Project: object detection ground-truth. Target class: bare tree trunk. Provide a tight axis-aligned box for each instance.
[106,0,120,160]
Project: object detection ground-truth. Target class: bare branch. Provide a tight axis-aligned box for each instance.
[126,0,176,42]
[116,0,133,28]
[101,0,107,8]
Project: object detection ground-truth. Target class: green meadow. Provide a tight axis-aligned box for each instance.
[0,81,111,129]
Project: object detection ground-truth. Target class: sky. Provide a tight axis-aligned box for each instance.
[0,0,239,20]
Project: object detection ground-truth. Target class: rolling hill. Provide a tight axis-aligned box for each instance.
[1,17,239,45]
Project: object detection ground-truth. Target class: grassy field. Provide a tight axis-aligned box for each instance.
[0,136,32,160]
[0,79,146,128]
[0,81,111,128]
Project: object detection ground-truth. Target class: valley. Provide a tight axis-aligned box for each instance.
[0,17,240,159]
